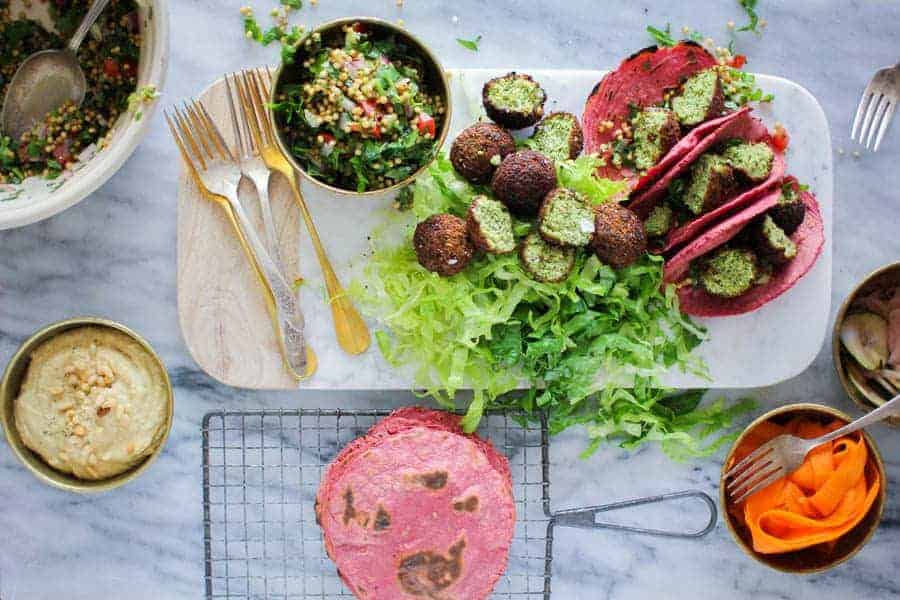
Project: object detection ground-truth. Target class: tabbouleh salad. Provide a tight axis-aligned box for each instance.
[272,22,446,193]
[0,0,142,185]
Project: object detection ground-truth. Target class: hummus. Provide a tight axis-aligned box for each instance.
[14,326,169,480]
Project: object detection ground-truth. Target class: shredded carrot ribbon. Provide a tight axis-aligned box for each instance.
[730,418,881,555]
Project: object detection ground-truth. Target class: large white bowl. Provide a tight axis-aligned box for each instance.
[0,0,169,230]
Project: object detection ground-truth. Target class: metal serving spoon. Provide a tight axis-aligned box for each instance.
[1,0,111,140]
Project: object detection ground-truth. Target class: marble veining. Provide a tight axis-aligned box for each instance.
[2,1,900,599]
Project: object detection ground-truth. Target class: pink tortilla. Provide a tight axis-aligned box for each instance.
[317,414,515,600]
[664,186,781,284]
[631,108,754,197]
[583,42,717,186]
[663,145,786,252]
[673,191,824,317]
[629,110,771,219]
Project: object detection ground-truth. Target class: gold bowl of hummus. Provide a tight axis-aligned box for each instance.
[1,317,173,493]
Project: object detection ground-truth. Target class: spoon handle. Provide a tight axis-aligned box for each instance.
[68,0,113,52]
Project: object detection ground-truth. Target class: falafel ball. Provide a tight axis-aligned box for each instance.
[592,203,648,269]
[467,195,517,254]
[482,72,547,129]
[450,122,516,184]
[527,112,584,162]
[413,214,475,276]
[491,150,557,217]
[519,231,576,283]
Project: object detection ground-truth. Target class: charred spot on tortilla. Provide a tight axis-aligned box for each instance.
[416,470,449,490]
[624,45,659,63]
[453,496,480,513]
[397,539,466,596]
[342,487,356,525]
[374,505,391,531]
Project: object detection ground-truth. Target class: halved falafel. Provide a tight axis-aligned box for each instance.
[538,188,595,247]
[526,112,584,162]
[450,122,516,184]
[682,154,738,215]
[592,203,647,269]
[671,69,725,127]
[699,247,758,298]
[768,184,807,235]
[483,72,547,129]
[413,214,475,276]
[631,107,682,171]
[723,141,774,183]
[491,150,558,217]
[467,195,516,254]
[751,215,797,266]
[520,231,576,283]
[643,204,674,238]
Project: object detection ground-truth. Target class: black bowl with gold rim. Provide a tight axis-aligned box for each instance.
[833,261,900,427]
[720,403,886,574]
[270,16,452,197]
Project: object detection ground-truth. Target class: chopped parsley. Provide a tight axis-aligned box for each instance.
[646,24,676,47]
[737,0,761,33]
[722,68,774,110]
[456,35,482,52]
[127,85,160,121]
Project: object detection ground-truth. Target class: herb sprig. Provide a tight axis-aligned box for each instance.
[737,0,760,33]
[456,35,482,52]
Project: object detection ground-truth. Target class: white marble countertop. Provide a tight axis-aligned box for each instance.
[1,1,899,599]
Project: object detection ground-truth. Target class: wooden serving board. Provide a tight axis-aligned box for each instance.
[176,69,833,391]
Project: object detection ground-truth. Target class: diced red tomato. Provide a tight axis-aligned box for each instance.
[771,124,790,152]
[103,58,120,78]
[370,124,382,139]
[320,132,335,144]
[352,22,368,33]
[729,54,747,69]
[416,113,436,137]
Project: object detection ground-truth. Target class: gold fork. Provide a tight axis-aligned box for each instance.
[234,68,371,356]
[166,104,317,380]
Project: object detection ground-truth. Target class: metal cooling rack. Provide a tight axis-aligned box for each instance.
[202,409,716,600]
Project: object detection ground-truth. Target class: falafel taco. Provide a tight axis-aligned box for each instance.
[663,178,824,317]
[583,41,744,189]
[631,111,786,254]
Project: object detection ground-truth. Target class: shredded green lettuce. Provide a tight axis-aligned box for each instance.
[352,153,754,459]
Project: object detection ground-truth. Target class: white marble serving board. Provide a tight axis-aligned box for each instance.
[176,68,832,391]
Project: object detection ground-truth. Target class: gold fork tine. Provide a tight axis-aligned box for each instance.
[194,99,234,162]
[236,71,266,153]
[165,111,202,180]
[172,106,208,171]
[179,103,214,161]
[184,101,227,162]
[246,69,275,145]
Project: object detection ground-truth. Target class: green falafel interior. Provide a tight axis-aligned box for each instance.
[672,69,721,126]
[353,151,752,457]
[486,75,545,112]
[524,113,581,162]
[538,189,595,247]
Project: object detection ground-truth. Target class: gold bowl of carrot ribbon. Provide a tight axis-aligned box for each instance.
[721,403,886,573]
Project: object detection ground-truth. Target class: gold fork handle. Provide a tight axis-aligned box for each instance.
[221,199,317,379]
[285,174,371,356]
